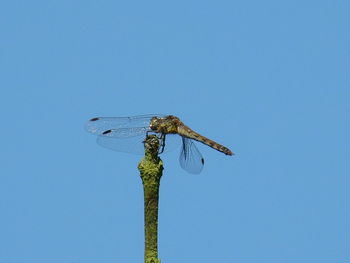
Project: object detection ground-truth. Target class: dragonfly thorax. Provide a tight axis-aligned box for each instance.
[149,115,181,134]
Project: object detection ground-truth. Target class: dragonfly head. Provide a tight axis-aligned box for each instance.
[149,116,162,132]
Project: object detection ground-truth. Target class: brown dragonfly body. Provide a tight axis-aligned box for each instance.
[149,115,233,156]
[86,114,233,174]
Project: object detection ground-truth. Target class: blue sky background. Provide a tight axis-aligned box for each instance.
[1,1,349,262]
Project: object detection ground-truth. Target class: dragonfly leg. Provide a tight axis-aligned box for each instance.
[159,134,166,154]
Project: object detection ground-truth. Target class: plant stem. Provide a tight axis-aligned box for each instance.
[138,135,163,263]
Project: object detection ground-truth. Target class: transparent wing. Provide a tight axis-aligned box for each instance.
[96,134,147,154]
[98,133,181,155]
[85,114,165,134]
[179,137,204,174]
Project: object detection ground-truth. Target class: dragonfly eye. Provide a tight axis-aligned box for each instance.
[149,117,161,131]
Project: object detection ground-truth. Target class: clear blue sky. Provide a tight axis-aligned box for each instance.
[1,1,349,262]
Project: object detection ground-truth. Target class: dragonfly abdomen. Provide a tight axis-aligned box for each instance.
[200,138,233,155]
[178,125,233,156]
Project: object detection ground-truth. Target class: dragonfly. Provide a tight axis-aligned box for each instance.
[85,114,233,174]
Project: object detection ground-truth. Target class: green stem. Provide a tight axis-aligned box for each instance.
[138,135,163,263]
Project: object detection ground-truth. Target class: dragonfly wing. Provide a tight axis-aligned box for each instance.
[93,127,149,154]
[97,134,147,154]
[85,114,164,134]
[179,137,204,174]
